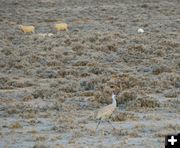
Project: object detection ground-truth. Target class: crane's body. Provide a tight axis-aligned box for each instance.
[95,93,117,130]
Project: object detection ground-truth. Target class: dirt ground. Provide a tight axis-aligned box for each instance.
[0,0,180,147]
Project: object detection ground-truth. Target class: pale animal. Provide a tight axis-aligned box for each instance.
[54,23,68,31]
[19,25,35,33]
[95,93,117,130]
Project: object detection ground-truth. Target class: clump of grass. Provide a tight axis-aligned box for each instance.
[112,128,128,137]
[80,72,91,77]
[0,132,2,136]
[27,129,37,134]
[24,110,36,118]
[33,144,48,148]
[95,43,117,53]
[128,44,146,53]
[88,66,104,75]
[9,122,22,129]
[73,60,89,66]
[22,95,34,101]
[164,89,178,98]
[108,74,142,91]
[94,91,103,103]
[32,89,46,99]
[44,18,59,22]
[71,42,84,52]
[128,97,160,109]
[7,108,18,115]
[133,124,148,134]
[80,79,95,91]
[153,48,165,57]
[151,64,171,75]
[111,112,138,121]
[118,90,137,103]
[35,135,47,141]
[152,64,163,75]
[160,39,179,48]
[128,131,139,138]
[163,99,180,110]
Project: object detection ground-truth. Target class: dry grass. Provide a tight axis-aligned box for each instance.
[111,112,138,121]
[9,122,22,129]
[0,0,179,147]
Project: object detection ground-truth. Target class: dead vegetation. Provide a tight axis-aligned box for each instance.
[0,0,179,147]
[111,112,138,122]
[9,122,22,129]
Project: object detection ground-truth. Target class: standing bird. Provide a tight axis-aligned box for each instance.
[95,92,117,130]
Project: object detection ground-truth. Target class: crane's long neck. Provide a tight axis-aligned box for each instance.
[112,95,117,107]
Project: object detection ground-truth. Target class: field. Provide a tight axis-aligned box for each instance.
[0,0,179,147]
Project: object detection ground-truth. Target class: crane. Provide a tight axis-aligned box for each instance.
[95,92,117,130]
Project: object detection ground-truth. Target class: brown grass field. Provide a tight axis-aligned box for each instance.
[0,0,179,147]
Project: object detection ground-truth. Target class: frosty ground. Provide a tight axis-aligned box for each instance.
[0,0,179,147]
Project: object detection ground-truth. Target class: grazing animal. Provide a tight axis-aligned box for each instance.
[54,23,68,31]
[19,25,35,33]
[95,92,117,130]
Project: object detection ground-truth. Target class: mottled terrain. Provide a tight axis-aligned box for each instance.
[0,0,179,147]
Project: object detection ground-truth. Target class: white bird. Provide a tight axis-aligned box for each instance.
[95,92,117,130]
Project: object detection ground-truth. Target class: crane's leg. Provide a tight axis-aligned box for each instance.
[107,120,116,129]
[96,120,101,131]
